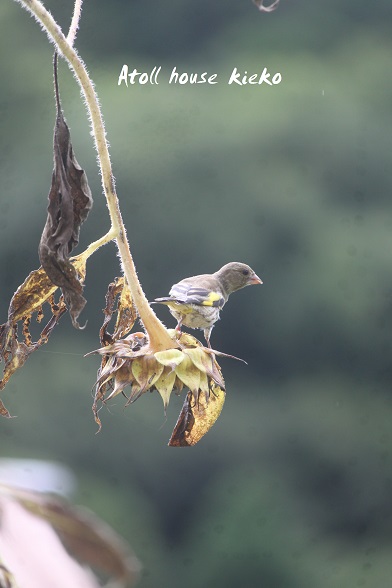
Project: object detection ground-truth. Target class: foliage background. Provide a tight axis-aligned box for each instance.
[1,0,392,586]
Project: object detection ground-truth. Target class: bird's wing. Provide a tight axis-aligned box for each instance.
[169,282,225,308]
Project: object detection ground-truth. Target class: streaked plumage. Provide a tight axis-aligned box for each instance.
[153,262,262,347]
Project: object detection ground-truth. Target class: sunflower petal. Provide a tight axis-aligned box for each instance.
[154,349,184,369]
[153,367,177,409]
[174,355,200,397]
[131,356,164,390]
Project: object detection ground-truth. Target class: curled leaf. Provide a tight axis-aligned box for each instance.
[38,55,93,328]
[0,289,67,412]
[0,256,86,415]
[168,383,226,447]
[5,266,57,326]
[99,277,137,347]
[91,278,137,429]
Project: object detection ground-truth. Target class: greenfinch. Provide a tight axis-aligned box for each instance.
[153,262,262,347]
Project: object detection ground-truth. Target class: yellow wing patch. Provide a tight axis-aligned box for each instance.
[200,291,223,307]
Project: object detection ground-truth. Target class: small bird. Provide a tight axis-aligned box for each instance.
[153,262,262,347]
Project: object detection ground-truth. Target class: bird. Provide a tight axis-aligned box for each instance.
[153,262,262,347]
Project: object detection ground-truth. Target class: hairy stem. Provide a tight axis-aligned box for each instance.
[77,228,117,261]
[15,0,175,352]
[67,0,83,47]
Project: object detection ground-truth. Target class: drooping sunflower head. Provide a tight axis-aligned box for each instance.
[91,330,226,441]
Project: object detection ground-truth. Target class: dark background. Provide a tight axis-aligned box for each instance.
[1,0,392,586]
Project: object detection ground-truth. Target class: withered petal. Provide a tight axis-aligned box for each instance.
[131,356,164,390]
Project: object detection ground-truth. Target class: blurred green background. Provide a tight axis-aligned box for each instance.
[1,0,392,586]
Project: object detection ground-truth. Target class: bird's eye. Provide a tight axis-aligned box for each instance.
[242,269,249,276]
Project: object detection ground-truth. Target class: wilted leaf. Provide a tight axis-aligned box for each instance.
[168,383,226,447]
[253,0,280,11]
[0,485,140,587]
[91,279,137,429]
[99,277,136,347]
[38,54,93,329]
[0,400,11,419]
[0,257,86,415]
[0,293,67,409]
[6,266,57,325]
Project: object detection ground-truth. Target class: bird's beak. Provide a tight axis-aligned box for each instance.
[249,273,263,285]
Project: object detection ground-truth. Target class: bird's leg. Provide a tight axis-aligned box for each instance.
[175,317,183,338]
[204,327,213,349]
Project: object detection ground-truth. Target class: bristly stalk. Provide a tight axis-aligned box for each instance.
[14,0,176,352]
[67,0,83,47]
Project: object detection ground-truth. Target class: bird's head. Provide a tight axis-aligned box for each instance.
[215,262,262,296]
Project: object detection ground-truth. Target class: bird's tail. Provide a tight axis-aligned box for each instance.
[151,297,174,305]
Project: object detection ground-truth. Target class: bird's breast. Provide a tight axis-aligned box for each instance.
[167,302,220,329]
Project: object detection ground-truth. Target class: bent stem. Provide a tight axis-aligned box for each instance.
[15,0,175,352]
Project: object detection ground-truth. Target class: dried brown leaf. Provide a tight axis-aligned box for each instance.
[0,399,11,419]
[0,296,68,396]
[99,277,136,347]
[6,266,57,325]
[92,280,137,429]
[0,257,86,414]
[38,55,92,329]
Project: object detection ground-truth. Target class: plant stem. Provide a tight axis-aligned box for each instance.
[77,228,117,261]
[67,0,83,47]
[15,0,175,352]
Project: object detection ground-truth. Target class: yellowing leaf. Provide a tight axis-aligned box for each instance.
[6,267,57,325]
[0,257,87,415]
